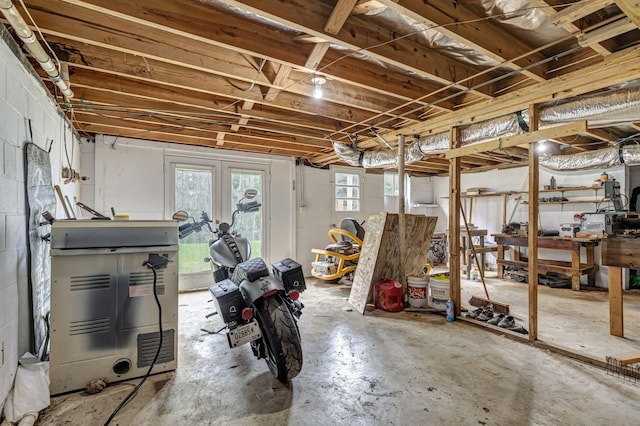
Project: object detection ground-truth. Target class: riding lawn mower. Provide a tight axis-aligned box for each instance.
[310,218,365,283]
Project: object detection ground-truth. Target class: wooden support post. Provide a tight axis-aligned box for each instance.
[449,127,461,316]
[609,266,624,337]
[398,134,407,303]
[502,193,508,226]
[528,104,540,341]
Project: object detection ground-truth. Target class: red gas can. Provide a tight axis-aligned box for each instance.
[374,279,404,312]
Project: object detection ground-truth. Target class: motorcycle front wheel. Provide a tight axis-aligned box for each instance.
[254,295,302,382]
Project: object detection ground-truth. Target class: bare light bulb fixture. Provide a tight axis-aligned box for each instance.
[311,75,326,99]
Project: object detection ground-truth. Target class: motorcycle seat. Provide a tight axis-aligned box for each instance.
[233,257,270,282]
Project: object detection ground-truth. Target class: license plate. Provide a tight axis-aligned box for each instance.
[227,322,262,348]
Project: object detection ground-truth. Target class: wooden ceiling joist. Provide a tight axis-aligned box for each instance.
[2,0,637,173]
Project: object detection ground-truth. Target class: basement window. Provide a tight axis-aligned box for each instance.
[384,172,399,196]
[334,172,360,212]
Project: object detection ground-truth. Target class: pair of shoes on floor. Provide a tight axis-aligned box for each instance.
[487,313,505,325]
[466,307,484,319]
[507,325,529,335]
[476,309,494,321]
[497,315,515,328]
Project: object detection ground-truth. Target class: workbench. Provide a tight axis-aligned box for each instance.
[601,237,640,337]
[492,234,600,291]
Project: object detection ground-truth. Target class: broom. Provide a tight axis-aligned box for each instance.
[459,196,510,315]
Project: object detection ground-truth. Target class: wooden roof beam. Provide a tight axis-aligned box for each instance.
[445,121,588,159]
[399,44,640,137]
[25,0,447,114]
[214,0,498,98]
[614,0,640,29]
[324,0,358,35]
[375,0,549,82]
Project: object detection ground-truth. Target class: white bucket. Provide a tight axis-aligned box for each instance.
[407,275,429,308]
[430,274,450,310]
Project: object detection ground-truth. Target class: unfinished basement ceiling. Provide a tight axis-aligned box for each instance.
[3,0,640,175]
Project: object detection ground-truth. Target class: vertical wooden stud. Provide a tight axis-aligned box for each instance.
[398,134,407,302]
[528,104,540,341]
[449,127,461,316]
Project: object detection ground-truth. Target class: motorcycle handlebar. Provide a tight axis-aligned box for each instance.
[178,211,214,239]
[240,200,261,213]
[177,200,260,239]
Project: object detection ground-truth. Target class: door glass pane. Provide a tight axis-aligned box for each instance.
[175,167,213,273]
[231,171,262,258]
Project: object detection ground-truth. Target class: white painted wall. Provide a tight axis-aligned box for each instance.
[296,165,385,275]
[0,31,82,409]
[93,135,296,265]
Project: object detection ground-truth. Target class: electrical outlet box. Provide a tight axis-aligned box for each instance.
[62,167,84,182]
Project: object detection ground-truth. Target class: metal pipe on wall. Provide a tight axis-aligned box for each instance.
[0,0,73,99]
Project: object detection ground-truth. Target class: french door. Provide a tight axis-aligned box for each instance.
[167,157,267,290]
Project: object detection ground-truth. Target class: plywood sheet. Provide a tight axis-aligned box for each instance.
[348,213,437,313]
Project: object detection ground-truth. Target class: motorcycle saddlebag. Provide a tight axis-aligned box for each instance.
[233,258,270,283]
[272,258,306,293]
[208,279,246,324]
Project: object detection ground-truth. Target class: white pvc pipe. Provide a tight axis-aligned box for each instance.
[0,0,73,98]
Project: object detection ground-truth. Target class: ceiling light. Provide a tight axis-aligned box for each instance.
[311,76,326,85]
[311,75,326,99]
[537,141,547,152]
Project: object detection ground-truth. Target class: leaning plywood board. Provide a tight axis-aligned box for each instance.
[348,213,438,313]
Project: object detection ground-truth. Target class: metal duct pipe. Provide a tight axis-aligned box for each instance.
[333,85,640,170]
[333,140,425,168]
[539,147,622,170]
[540,145,640,171]
[0,0,73,99]
[622,144,640,164]
[540,85,640,127]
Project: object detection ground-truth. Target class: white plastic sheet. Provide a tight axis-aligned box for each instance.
[2,353,49,423]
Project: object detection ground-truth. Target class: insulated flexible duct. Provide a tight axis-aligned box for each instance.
[539,144,640,171]
[333,85,640,170]
[0,0,73,99]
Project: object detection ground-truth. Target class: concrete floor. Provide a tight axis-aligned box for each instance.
[460,271,640,360]
[38,278,640,425]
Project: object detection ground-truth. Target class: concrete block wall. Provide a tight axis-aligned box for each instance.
[0,29,82,410]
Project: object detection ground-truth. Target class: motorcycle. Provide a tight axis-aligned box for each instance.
[174,189,306,382]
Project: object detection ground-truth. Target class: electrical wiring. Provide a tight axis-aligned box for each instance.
[63,123,74,170]
[103,261,164,426]
[227,58,267,92]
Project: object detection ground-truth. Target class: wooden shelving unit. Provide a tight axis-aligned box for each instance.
[521,186,603,205]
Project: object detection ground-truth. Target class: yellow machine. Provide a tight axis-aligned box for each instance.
[311,218,365,283]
